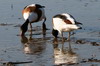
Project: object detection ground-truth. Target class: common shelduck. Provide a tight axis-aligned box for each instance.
[52,13,82,41]
[20,4,46,36]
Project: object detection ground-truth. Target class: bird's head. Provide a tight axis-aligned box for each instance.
[52,29,58,38]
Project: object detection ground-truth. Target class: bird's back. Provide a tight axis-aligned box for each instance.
[22,4,45,23]
[52,13,81,33]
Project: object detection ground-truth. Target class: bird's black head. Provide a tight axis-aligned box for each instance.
[35,4,45,8]
[52,29,58,38]
[20,19,29,36]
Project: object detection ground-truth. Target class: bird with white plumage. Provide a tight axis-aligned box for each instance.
[20,4,46,36]
[52,13,82,41]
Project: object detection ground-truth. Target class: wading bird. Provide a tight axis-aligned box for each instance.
[20,4,46,36]
[52,13,82,41]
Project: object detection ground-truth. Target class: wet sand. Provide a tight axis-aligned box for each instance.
[0,0,100,66]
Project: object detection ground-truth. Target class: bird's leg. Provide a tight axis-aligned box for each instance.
[29,23,32,34]
[29,23,32,30]
[68,39,72,52]
[67,32,71,41]
[42,22,46,37]
[61,40,64,52]
[42,17,46,37]
[61,32,64,42]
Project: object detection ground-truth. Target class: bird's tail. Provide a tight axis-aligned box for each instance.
[76,22,82,25]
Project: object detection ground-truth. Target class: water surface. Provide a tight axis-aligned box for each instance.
[0,0,100,66]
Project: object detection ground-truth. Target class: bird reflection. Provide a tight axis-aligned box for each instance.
[20,33,46,55]
[53,38,79,65]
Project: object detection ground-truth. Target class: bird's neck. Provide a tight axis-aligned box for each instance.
[20,19,29,36]
[23,19,29,26]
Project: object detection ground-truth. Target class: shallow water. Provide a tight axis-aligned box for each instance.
[0,0,100,66]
